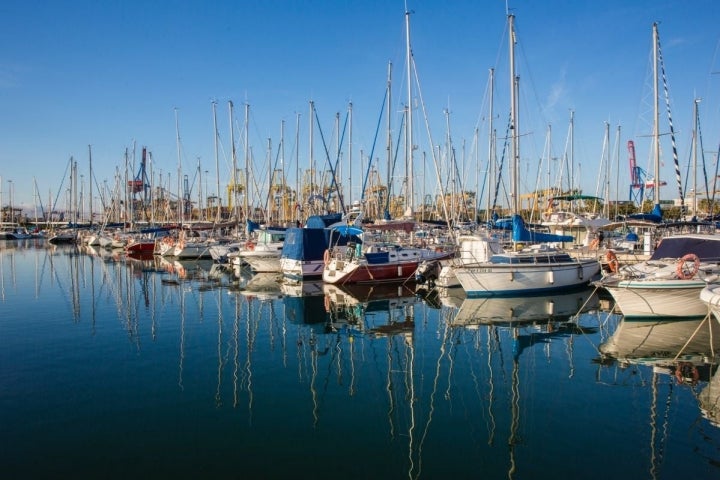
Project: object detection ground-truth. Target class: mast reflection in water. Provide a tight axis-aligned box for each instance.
[0,242,718,479]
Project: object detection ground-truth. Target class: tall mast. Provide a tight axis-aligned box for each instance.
[229,101,238,225]
[212,100,221,223]
[266,137,272,223]
[509,13,519,214]
[244,103,250,225]
[174,108,183,224]
[295,112,300,223]
[334,111,340,210]
[404,7,414,218]
[603,121,610,218]
[692,98,700,214]
[614,125,621,220]
[487,67,494,223]
[386,61,393,219]
[348,102,353,208]
[88,144,93,226]
[569,110,575,193]
[280,119,286,223]
[652,22,660,211]
[309,101,315,204]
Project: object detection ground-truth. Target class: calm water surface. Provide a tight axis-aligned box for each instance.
[1,240,719,479]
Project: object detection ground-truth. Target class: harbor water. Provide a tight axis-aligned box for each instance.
[1,240,719,479]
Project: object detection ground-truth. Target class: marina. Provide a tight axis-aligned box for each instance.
[1,239,719,479]
[3,2,720,478]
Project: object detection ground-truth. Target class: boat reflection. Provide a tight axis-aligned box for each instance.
[241,273,283,300]
[450,287,600,327]
[699,358,720,428]
[599,317,720,381]
[597,316,720,475]
[322,283,420,335]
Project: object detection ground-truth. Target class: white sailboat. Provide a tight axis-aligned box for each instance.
[452,13,600,297]
[235,228,286,273]
[595,23,720,319]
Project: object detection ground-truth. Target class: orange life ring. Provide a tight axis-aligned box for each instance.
[245,241,255,251]
[606,250,620,273]
[675,361,699,385]
[323,249,331,266]
[676,253,700,280]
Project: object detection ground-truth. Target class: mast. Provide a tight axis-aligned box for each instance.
[603,121,610,218]
[295,112,300,224]
[509,13,519,214]
[280,119,286,224]
[334,111,340,211]
[244,103,250,226]
[212,100,221,223]
[229,101,238,226]
[692,98,700,215]
[404,7,414,219]
[569,110,575,194]
[174,108,183,224]
[309,100,315,205]
[487,68,495,223]
[88,145,93,226]
[348,102,353,208]
[614,125,621,220]
[266,137,272,223]
[386,61,393,220]
[652,22,661,213]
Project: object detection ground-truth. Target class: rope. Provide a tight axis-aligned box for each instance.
[657,28,684,211]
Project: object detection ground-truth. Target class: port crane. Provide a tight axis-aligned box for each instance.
[627,140,665,207]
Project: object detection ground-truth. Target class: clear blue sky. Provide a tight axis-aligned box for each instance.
[2,0,720,215]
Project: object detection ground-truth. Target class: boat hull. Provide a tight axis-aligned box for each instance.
[173,244,212,259]
[604,279,709,319]
[280,258,325,281]
[700,284,720,324]
[323,259,422,285]
[242,254,281,273]
[454,259,600,297]
[126,240,156,254]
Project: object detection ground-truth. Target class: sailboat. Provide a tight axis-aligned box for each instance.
[234,226,287,273]
[322,10,457,286]
[594,23,720,319]
[452,13,600,297]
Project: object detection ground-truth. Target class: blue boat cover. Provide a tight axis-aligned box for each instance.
[281,228,329,261]
[651,235,720,261]
[628,204,663,223]
[305,213,342,229]
[512,215,574,243]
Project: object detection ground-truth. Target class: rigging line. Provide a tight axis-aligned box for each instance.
[384,113,406,218]
[671,313,710,362]
[412,58,455,237]
[49,156,74,224]
[696,102,711,202]
[573,285,606,356]
[361,88,387,203]
[313,105,348,213]
[492,112,512,212]
[262,140,284,218]
[656,28,684,209]
[711,144,720,215]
